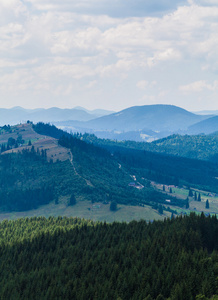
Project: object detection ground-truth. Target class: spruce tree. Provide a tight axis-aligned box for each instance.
[110,201,117,211]
[69,194,76,206]
[205,199,209,209]
[158,204,163,215]
[198,193,201,202]
[186,197,189,209]
[188,189,193,197]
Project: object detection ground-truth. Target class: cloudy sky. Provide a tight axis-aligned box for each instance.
[0,0,218,111]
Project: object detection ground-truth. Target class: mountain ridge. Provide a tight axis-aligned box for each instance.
[188,115,218,134]
[0,107,113,126]
[54,104,211,141]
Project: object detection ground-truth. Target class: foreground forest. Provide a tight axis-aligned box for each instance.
[0,214,217,299]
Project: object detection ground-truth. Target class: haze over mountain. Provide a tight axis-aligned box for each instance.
[193,110,218,115]
[55,104,211,141]
[188,116,218,135]
[0,107,113,126]
[1,104,217,142]
[84,105,208,132]
[74,107,115,116]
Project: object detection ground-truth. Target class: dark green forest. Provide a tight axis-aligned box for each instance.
[33,122,181,208]
[112,146,218,193]
[68,131,218,193]
[0,214,217,299]
[33,122,218,204]
[79,132,218,162]
[0,123,173,212]
[58,134,172,207]
[0,148,87,211]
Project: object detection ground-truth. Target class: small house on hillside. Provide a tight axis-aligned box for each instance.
[128,182,144,189]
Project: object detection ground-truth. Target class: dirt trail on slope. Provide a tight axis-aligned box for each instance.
[69,151,94,187]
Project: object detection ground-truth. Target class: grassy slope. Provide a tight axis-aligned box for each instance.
[153,183,218,215]
[1,123,70,162]
[0,198,170,223]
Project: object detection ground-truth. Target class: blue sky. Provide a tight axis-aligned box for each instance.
[0,0,218,111]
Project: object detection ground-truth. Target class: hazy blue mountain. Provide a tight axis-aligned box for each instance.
[193,110,218,115]
[66,104,209,133]
[56,124,166,142]
[74,106,115,116]
[188,116,218,134]
[0,107,107,126]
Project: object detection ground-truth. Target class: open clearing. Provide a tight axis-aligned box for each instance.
[1,123,70,162]
[0,198,171,223]
[153,182,218,215]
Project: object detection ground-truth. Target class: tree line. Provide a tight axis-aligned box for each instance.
[0,214,217,299]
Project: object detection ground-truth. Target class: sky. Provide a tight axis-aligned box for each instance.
[0,0,218,111]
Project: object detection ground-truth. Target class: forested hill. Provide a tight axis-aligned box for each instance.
[34,122,218,194]
[58,130,218,193]
[0,122,171,213]
[80,132,218,162]
[0,214,217,299]
[72,104,208,132]
[0,122,217,214]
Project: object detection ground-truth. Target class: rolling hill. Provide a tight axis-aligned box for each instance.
[79,131,218,162]
[54,104,211,141]
[188,115,218,134]
[0,122,171,215]
[0,122,218,221]
[70,104,208,132]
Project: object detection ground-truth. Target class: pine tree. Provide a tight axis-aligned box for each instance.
[186,197,189,209]
[110,201,117,211]
[188,189,193,197]
[195,191,197,201]
[205,199,209,209]
[69,194,76,206]
[198,193,201,202]
[158,204,163,215]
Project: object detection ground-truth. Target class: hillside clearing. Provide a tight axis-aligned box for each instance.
[0,198,170,223]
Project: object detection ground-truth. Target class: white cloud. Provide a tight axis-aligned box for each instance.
[136,80,148,89]
[86,80,97,88]
[0,0,218,110]
[179,80,218,92]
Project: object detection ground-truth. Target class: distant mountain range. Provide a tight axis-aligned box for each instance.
[77,104,208,132]
[188,116,218,134]
[73,106,115,116]
[1,104,218,141]
[0,106,114,126]
[54,104,214,141]
[194,110,218,115]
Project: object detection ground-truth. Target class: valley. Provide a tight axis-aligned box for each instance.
[0,114,217,300]
[0,121,217,222]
